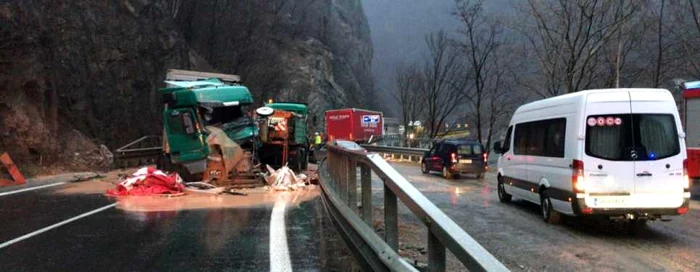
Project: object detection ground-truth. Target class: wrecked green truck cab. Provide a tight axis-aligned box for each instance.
[159,77,258,181]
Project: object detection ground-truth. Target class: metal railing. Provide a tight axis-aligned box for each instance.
[319,145,509,272]
[368,135,435,149]
[113,135,163,167]
[361,145,428,163]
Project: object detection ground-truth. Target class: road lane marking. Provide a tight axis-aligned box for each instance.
[0,203,117,249]
[270,197,292,272]
[0,182,67,197]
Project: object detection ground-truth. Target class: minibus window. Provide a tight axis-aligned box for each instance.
[637,114,679,160]
[502,126,513,153]
[585,114,679,161]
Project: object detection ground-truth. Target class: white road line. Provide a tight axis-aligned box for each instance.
[0,182,67,197]
[270,198,292,272]
[0,203,117,249]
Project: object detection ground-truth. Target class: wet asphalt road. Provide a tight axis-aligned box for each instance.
[382,162,700,271]
[3,164,700,272]
[0,183,331,271]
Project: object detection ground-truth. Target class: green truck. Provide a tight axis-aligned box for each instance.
[259,102,310,171]
[158,69,261,185]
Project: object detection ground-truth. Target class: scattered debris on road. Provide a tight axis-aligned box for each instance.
[69,173,105,183]
[107,166,184,196]
[184,182,225,194]
[265,165,312,191]
[0,152,26,186]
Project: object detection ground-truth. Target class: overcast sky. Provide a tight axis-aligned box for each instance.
[362,0,461,116]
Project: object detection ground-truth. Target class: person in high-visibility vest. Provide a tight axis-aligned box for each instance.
[314,132,322,145]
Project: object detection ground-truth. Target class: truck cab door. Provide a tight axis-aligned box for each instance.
[164,108,207,163]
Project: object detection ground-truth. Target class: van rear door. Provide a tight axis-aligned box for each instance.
[629,91,685,196]
[583,92,636,199]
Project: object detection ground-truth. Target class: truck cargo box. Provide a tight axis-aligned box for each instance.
[683,81,700,179]
[325,108,383,143]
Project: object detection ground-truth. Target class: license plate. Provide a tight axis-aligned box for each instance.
[459,159,472,164]
[593,197,626,207]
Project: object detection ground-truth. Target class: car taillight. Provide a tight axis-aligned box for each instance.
[684,159,690,190]
[451,152,457,163]
[572,159,585,193]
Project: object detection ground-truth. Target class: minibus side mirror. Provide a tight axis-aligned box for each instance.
[493,141,503,154]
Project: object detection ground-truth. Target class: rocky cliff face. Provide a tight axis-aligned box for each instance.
[0,0,374,172]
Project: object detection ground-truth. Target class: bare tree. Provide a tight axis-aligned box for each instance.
[421,31,465,138]
[668,0,700,79]
[453,0,504,147]
[392,63,424,140]
[514,0,640,97]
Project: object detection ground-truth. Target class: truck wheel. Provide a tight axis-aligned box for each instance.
[301,149,309,170]
[157,154,173,172]
[540,190,561,224]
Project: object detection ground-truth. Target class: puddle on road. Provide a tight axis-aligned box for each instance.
[53,180,115,195]
[115,188,320,212]
[51,178,321,213]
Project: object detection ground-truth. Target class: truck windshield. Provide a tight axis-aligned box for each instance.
[207,106,245,126]
[585,114,679,161]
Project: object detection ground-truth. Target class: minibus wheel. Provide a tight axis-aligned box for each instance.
[497,176,512,203]
[540,190,561,224]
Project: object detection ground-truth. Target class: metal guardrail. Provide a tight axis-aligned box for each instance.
[319,145,509,271]
[113,135,163,167]
[361,145,428,157]
[368,135,435,149]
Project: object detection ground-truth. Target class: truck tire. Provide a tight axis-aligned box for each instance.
[157,153,173,172]
[300,149,308,170]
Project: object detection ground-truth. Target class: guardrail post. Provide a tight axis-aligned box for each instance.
[428,231,446,272]
[340,155,348,204]
[330,152,338,192]
[347,158,357,211]
[384,183,398,251]
[361,164,372,225]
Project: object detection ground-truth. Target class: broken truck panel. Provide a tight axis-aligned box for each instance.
[266,103,309,145]
[158,70,262,186]
[261,103,310,171]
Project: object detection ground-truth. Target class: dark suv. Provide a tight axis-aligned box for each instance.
[421,140,487,179]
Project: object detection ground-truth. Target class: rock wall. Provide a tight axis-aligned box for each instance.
[0,0,374,171]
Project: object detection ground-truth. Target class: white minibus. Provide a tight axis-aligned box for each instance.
[493,89,691,224]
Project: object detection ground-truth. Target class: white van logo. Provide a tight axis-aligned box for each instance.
[587,118,597,126]
[596,117,606,126]
[606,117,614,126]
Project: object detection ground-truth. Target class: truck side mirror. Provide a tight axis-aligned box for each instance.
[256,106,274,117]
[493,140,503,154]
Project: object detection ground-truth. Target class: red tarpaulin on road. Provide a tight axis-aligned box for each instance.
[107,167,184,196]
